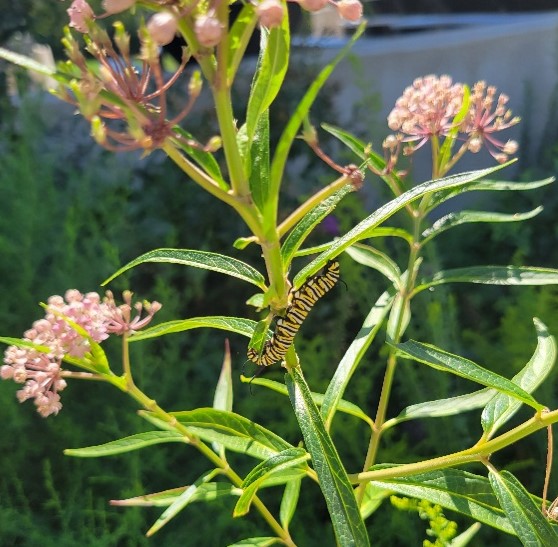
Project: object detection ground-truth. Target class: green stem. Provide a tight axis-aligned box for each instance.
[277,173,353,238]
[116,348,293,545]
[351,408,558,484]
[356,204,425,504]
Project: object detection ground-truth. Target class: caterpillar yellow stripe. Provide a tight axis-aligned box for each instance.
[247,261,340,367]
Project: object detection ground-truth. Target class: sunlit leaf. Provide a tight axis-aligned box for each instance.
[102,249,266,289]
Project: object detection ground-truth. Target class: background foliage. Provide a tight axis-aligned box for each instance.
[2,10,558,546]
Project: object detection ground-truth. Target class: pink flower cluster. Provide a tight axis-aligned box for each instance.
[1,290,161,417]
[386,75,520,163]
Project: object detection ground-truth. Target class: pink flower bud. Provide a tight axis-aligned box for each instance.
[256,0,284,28]
[195,15,224,48]
[102,0,136,15]
[67,0,95,33]
[298,0,329,12]
[147,12,178,46]
[336,0,362,21]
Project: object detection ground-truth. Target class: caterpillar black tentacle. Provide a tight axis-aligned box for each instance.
[247,261,340,367]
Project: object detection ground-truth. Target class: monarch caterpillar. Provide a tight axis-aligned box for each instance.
[247,261,340,367]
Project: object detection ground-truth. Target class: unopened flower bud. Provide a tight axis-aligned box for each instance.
[256,0,285,28]
[503,139,518,155]
[102,0,135,15]
[336,0,362,21]
[147,12,177,46]
[493,152,508,164]
[188,70,203,97]
[206,136,222,152]
[298,0,329,12]
[467,137,482,153]
[67,0,95,33]
[195,15,224,48]
[91,116,107,145]
[383,134,398,150]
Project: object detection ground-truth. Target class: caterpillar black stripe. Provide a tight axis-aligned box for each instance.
[247,261,340,367]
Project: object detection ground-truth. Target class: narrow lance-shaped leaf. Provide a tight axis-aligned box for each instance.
[371,469,514,535]
[171,408,294,460]
[345,244,402,288]
[244,16,289,155]
[227,3,258,81]
[172,127,227,190]
[280,477,302,530]
[244,376,374,428]
[488,469,558,545]
[281,185,353,266]
[213,340,234,456]
[129,316,264,342]
[248,111,271,208]
[294,163,511,288]
[414,266,558,294]
[321,122,406,192]
[146,469,221,537]
[387,388,495,428]
[287,368,371,546]
[102,249,267,289]
[322,289,395,428]
[64,431,186,458]
[227,538,282,546]
[267,24,366,224]
[421,207,543,244]
[233,448,310,516]
[428,177,554,211]
[481,318,556,438]
[111,483,239,507]
[395,340,544,410]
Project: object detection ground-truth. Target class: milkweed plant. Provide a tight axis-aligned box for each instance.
[2,1,558,545]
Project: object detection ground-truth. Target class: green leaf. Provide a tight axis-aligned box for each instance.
[102,249,267,289]
[372,469,515,535]
[281,185,354,266]
[415,266,558,294]
[247,112,271,208]
[172,127,227,190]
[228,538,282,547]
[286,369,370,546]
[146,469,220,537]
[227,3,258,81]
[171,408,294,460]
[448,523,482,547]
[322,289,395,428]
[129,316,261,342]
[213,341,234,456]
[244,19,289,157]
[344,243,402,288]
[321,123,406,192]
[360,483,391,519]
[248,319,272,354]
[422,207,543,244]
[111,483,239,507]
[64,431,186,458]
[233,448,310,517]
[293,163,510,288]
[488,469,558,545]
[243,376,373,428]
[267,24,366,223]
[280,477,301,530]
[482,318,556,438]
[0,47,56,77]
[395,340,544,411]
[388,388,494,428]
[429,177,554,210]
[437,85,470,168]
